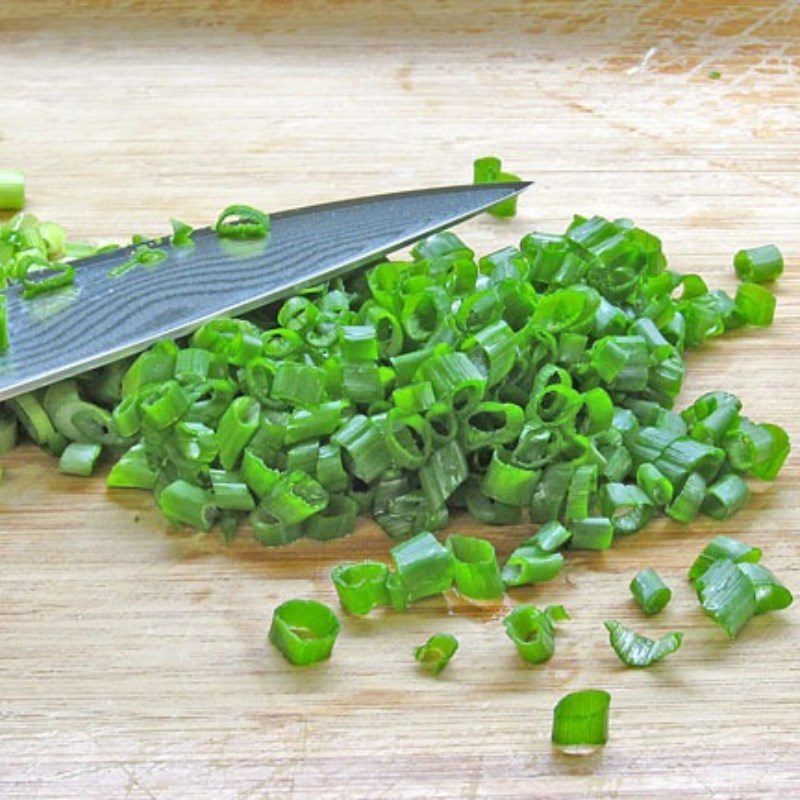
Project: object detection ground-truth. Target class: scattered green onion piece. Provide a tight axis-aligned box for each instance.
[735,282,776,326]
[331,561,390,615]
[687,535,762,582]
[603,620,683,667]
[447,534,504,599]
[461,402,524,451]
[383,408,432,469]
[0,169,25,211]
[482,450,539,507]
[269,599,340,666]
[20,258,75,299]
[241,449,281,497]
[695,557,757,638]
[734,245,783,283]
[285,401,348,446]
[630,569,672,615]
[665,472,706,523]
[569,517,614,551]
[215,204,270,239]
[599,483,653,535]
[108,245,167,278]
[502,547,564,588]
[387,531,455,610]
[414,633,459,675]
[139,380,190,431]
[737,563,793,615]
[315,443,348,493]
[529,463,573,523]
[503,604,566,664]
[106,444,156,489]
[58,442,102,477]
[271,362,325,406]
[552,690,611,751]
[170,219,195,247]
[529,520,572,553]
[565,464,597,521]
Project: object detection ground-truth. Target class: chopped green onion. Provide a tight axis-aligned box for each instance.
[529,520,571,553]
[635,463,673,506]
[599,483,653,535]
[569,517,614,550]
[419,439,468,508]
[414,633,458,675]
[734,245,783,283]
[603,620,683,667]
[688,535,762,582]
[473,156,520,217]
[665,472,706,523]
[735,282,776,326]
[701,473,750,520]
[303,494,358,541]
[108,245,167,278]
[694,558,756,638]
[482,450,539,506]
[630,569,672,615]
[447,534,504,600]
[0,408,18,454]
[552,690,610,751]
[170,219,195,247]
[209,469,255,511]
[21,258,75,299]
[260,470,328,526]
[503,604,568,664]
[0,295,8,354]
[737,563,793,615]
[0,169,25,211]
[269,599,340,666]
[215,204,270,239]
[106,444,156,489]
[58,442,102,476]
[387,531,455,610]
[331,561,390,615]
[502,547,564,588]
[158,479,218,531]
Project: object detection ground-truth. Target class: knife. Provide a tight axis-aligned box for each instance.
[0,181,530,401]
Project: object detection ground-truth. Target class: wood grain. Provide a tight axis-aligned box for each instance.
[0,2,798,798]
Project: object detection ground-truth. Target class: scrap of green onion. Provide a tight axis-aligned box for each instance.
[447,534,505,600]
[414,633,459,675]
[387,531,455,610]
[331,561,390,615]
[0,169,25,210]
[502,547,564,588]
[629,569,672,615]
[170,219,195,247]
[552,689,611,751]
[215,204,271,239]
[603,620,683,667]
[58,442,102,476]
[108,244,168,278]
[269,599,340,666]
[737,563,794,615]
[734,245,783,283]
[503,604,568,664]
[687,535,762,582]
[473,156,520,217]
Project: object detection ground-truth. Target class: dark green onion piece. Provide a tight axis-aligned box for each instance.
[688,535,762,582]
[735,282,776,326]
[387,531,455,610]
[269,599,340,666]
[447,534,504,600]
[603,620,683,667]
[331,561,390,615]
[665,472,706,523]
[737,563,793,615]
[529,520,571,553]
[694,558,756,638]
[106,444,156,489]
[414,633,459,675]
[215,204,270,239]
[552,690,611,750]
[58,442,102,477]
[636,463,673,506]
[630,569,672,615]
[734,245,783,283]
[503,604,567,664]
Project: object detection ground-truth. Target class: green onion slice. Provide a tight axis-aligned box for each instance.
[414,633,459,675]
[552,690,611,751]
[269,599,340,666]
[603,620,683,667]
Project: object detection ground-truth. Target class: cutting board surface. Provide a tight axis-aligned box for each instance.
[0,2,798,798]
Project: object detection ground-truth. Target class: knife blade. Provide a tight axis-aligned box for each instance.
[0,181,530,401]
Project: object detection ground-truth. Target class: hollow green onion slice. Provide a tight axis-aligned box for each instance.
[303,494,358,541]
[250,504,303,547]
[599,483,653,535]
[734,245,783,283]
[735,282,776,326]
[215,204,270,239]
[603,620,683,667]
[502,547,564,588]
[332,414,392,484]
[688,535,762,582]
[331,561,390,615]
[464,482,522,525]
[529,463,573,523]
[158,479,218,531]
[260,471,328,526]
[209,469,255,512]
[447,534,504,599]
[737,563,793,615]
[701,473,750,520]
[503,604,567,664]
[630,569,672,615]
[106,444,156,489]
[269,599,340,666]
[482,450,540,507]
[414,633,459,675]
[694,558,756,638]
[387,531,455,610]
[58,442,102,477]
[552,690,610,751]
[569,517,613,550]
[0,169,25,210]
[529,520,571,553]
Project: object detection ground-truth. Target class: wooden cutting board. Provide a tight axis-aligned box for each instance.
[0,2,798,798]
